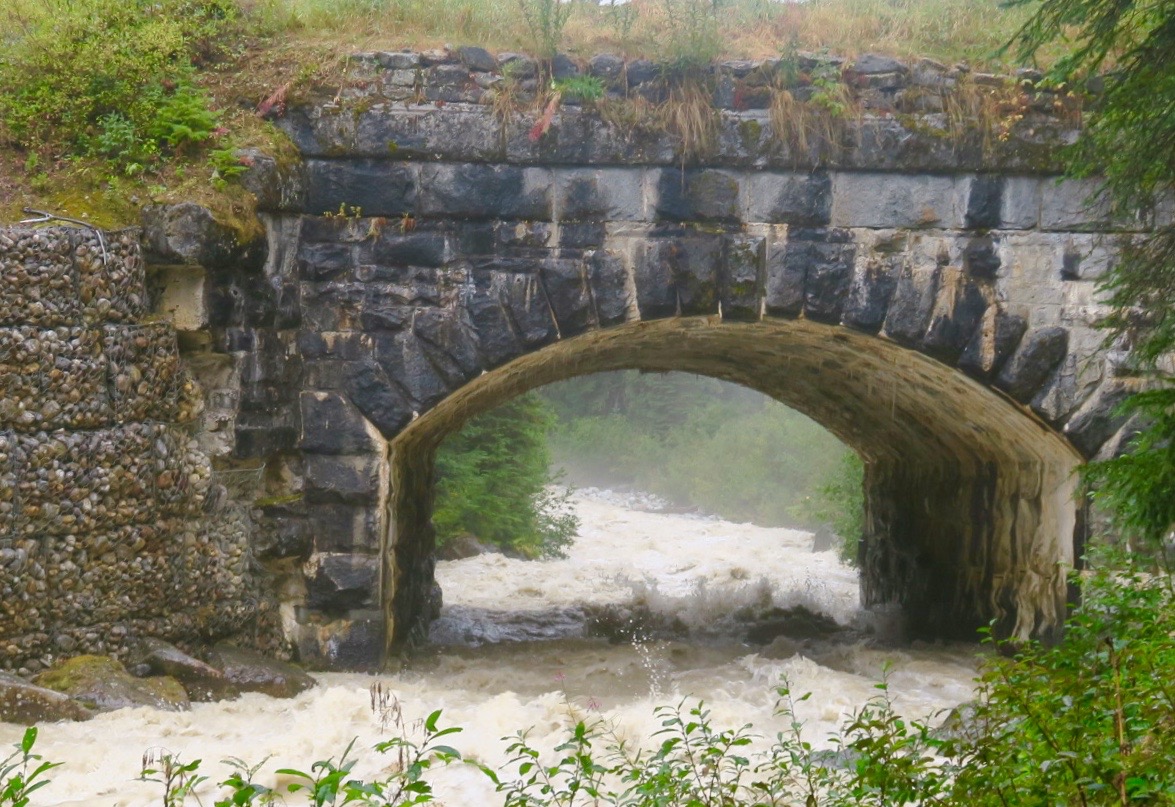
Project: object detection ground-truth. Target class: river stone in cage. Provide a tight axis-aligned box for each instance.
[0,433,15,536]
[0,227,81,327]
[0,535,45,627]
[0,326,110,431]
[154,425,211,515]
[104,324,181,422]
[15,426,157,537]
[76,228,146,324]
[175,370,205,425]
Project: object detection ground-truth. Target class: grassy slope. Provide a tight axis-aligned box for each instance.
[0,0,1045,227]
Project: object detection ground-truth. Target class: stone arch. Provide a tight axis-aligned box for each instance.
[378,313,1082,659]
[276,198,1127,666]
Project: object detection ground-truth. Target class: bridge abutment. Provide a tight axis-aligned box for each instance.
[862,458,1079,644]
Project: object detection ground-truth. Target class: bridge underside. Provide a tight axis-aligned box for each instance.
[387,317,1082,655]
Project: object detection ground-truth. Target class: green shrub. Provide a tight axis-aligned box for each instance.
[433,394,578,558]
[1,728,59,807]
[12,562,1175,804]
[552,75,606,103]
[0,0,233,171]
[658,0,723,73]
[517,0,574,59]
[948,555,1175,804]
[792,452,865,564]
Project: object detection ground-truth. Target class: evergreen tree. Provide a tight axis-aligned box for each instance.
[1011,0,1175,546]
[433,394,577,558]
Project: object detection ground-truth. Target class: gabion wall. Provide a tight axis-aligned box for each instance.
[0,226,255,675]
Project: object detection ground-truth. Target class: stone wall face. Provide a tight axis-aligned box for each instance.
[0,226,264,674]
[191,48,1156,667]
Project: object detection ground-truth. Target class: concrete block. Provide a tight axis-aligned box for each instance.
[154,267,207,332]
[655,169,741,222]
[1040,177,1117,231]
[1001,176,1042,229]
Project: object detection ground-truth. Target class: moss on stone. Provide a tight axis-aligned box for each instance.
[255,493,304,508]
[738,118,763,151]
[35,655,191,712]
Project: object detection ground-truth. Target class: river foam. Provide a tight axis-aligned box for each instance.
[1,489,980,806]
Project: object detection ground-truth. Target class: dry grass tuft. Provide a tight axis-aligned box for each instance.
[658,77,722,165]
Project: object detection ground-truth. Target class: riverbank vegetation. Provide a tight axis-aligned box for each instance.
[542,371,863,547]
[433,394,579,559]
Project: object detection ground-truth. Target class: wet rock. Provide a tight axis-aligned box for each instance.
[207,643,316,698]
[551,53,579,80]
[810,525,838,552]
[759,635,805,660]
[588,53,625,83]
[584,604,689,643]
[126,638,237,702]
[851,54,908,75]
[498,53,537,79]
[34,656,189,713]
[626,59,659,87]
[0,672,94,723]
[742,606,844,644]
[141,203,264,271]
[438,533,491,560]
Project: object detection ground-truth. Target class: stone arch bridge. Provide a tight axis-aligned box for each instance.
[145,50,1154,669]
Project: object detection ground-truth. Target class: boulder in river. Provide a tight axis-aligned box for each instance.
[743,605,845,645]
[0,672,94,724]
[126,638,239,702]
[207,644,316,698]
[810,525,839,553]
[34,656,189,713]
[438,533,491,561]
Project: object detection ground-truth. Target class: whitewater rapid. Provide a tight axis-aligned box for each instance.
[1,489,981,806]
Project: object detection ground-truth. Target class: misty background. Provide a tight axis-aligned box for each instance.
[433,371,864,561]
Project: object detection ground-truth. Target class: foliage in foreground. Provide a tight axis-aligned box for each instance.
[433,394,578,558]
[8,559,1171,805]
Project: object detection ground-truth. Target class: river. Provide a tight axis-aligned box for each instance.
[2,489,981,806]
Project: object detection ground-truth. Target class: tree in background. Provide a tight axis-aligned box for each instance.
[433,394,577,558]
[1010,0,1175,550]
[542,371,863,546]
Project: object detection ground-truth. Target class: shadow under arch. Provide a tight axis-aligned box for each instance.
[384,316,1084,661]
